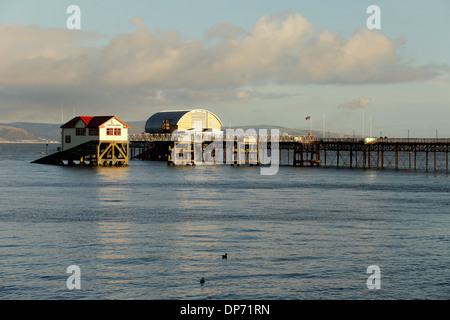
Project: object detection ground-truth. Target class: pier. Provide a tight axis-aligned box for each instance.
[129,134,450,171]
[319,138,450,171]
[31,111,450,172]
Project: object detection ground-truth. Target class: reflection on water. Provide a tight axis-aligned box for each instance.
[0,144,449,299]
[87,167,132,207]
[95,166,131,183]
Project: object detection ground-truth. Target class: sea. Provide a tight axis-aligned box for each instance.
[0,143,449,300]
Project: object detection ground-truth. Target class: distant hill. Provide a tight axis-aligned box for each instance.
[225,125,340,138]
[0,125,38,141]
[0,121,340,142]
[0,122,60,142]
[126,121,146,134]
[127,122,339,137]
[0,121,148,142]
[121,122,338,137]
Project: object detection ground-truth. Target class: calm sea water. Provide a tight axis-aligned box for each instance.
[0,143,449,300]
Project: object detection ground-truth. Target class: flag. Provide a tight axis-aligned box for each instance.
[305,116,311,120]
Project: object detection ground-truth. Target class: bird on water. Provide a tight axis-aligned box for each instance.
[222,253,227,260]
[200,277,205,285]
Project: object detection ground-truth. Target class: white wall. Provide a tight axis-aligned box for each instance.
[62,117,128,151]
[62,123,97,151]
[99,118,128,141]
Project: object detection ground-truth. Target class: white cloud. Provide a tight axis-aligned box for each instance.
[204,22,246,40]
[0,23,103,86]
[0,12,441,88]
[338,97,372,110]
[236,89,259,100]
[0,12,446,123]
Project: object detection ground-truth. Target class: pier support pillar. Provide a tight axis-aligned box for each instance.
[349,149,353,168]
[434,151,437,170]
[409,151,412,169]
[447,151,449,171]
[395,150,399,170]
[363,150,367,169]
[414,150,417,170]
[337,150,340,168]
[96,141,129,167]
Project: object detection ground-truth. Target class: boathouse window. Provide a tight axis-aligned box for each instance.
[89,128,99,136]
[76,128,86,136]
[162,119,171,132]
[65,135,71,143]
[106,128,114,136]
[114,128,121,136]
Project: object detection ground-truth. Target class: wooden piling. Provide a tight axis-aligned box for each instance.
[414,149,417,170]
[447,151,449,171]
[363,150,367,169]
[395,150,399,169]
[350,149,353,168]
[337,150,340,168]
[409,151,412,169]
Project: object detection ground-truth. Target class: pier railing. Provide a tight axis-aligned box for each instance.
[320,138,450,144]
[128,133,318,143]
[129,134,450,145]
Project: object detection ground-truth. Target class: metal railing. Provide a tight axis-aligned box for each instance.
[320,138,450,144]
[129,134,450,144]
[129,133,318,143]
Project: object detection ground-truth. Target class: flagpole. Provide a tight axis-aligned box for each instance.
[323,113,325,138]
[305,115,312,135]
[362,111,365,138]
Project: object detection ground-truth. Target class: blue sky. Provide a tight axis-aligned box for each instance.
[1,0,449,137]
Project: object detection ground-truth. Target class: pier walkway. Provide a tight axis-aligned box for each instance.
[129,134,450,171]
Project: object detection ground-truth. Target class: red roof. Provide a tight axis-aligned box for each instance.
[79,116,95,126]
[61,116,130,129]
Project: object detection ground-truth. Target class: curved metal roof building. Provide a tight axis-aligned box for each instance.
[145,109,222,133]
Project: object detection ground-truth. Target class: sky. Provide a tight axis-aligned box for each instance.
[0,0,449,137]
